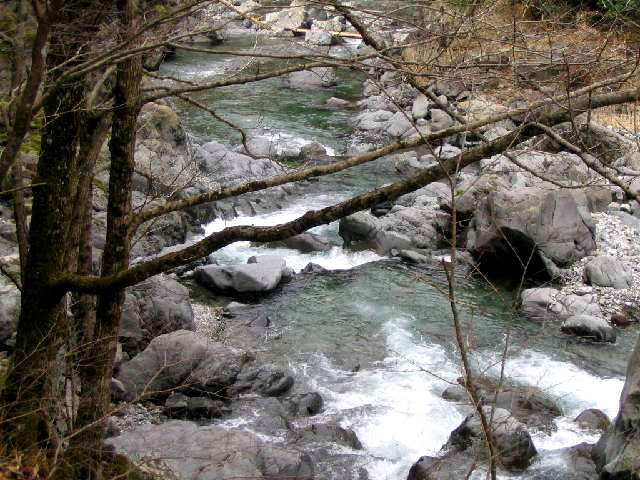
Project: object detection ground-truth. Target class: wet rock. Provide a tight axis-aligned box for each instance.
[185,396,227,419]
[520,288,602,322]
[468,188,596,279]
[339,206,441,255]
[265,233,332,253]
[111,378,127,403]
[284,392,323,416]
[407,452,475,480]
[371,201,393,217]
[107,420,313,479]
[119,274,194,357]
[447,407,537,470]
[287,67,336,89]
[574,409,611,431]
[300,262,327,274]
[115,330,244,402]
[441,385,468,402]
[230,364,294,397]
[289,424,363,449]
[561,314,616,343]
[583,256,633,289]
[195,256,289,294]
[611,313,633,327]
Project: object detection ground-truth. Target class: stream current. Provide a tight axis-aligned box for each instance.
[161,36,632,480]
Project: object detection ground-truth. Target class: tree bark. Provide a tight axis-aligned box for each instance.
[63,1,142,477]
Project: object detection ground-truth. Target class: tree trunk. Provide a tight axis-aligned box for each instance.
[0,81,83,457]
[63,2,142,477]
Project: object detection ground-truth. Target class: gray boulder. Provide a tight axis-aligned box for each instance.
[324,97,352,109]
[593,340,640,477]
[164,393,228,420]
[339,207,441,255]
[120,274,194,356]
[561,314,616,343]
[195,256,289,294]
[428,109,454,131]
[583,256,633,289]
[264,0,308,31]
[407,452,475,480]
[265,233,332,253]
[287,67,336,89]
[284,392,323,416]
[115,330,244,401]
[0,283,20,351]
[107,420,313,479]
[520,288,602,322]
[447,407,537,470]
[386,111,414,137]
[288,424,362,449]
[468,188,596,279]
[305,30,332,45]
[196,140,283,181]
[574,409,611,431]
[230,363,294,397]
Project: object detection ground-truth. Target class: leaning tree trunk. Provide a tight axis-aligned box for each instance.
[63,2,142,477]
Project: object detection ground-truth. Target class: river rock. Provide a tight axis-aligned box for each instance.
[164,393,227,420]
[119,274,194,356]
[339,206,441,255]
[305,30,332,45]
[195,256,289,294]
[0,283,20,351]
[287,67,336,89]
[441,385,468,402]
[107,420,313,479]
[289,424,363,449]
[428,109,454,131]
[407,452,476,480]
[264,0,308,31]
[561,314,616,343]
[520,288,602,322]
[196,140,283,181]
[265,232,333,253]
[583,255,633,289]
[230,363,294,397]
[574,409,611,431]
[115,330,244,402]
[468,188,596,279]
[284,392,323,416]
[593,338,640,478]
[386,111,414,137]
[325,97,352,109]
[447,407,537,470]
[356,109,394,132]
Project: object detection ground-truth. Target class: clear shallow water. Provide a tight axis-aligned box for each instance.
[164,38,631,480]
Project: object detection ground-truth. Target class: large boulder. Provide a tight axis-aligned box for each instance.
[407,452,476,480]
[593,340,640,477]
[196,140,284,182]
[264,0,308,30]
[583,256,633,289]
[195,256,290,294]
[0,283,20,351]
[107,420,313,479]
[467,188,596,279]
[446,407,537,470]
[561,314,616,343]
[229,363,294,397]
[520,288,602,322]
[339,206,442,254]
[264,233,333,253]
[574,409,611,431]
[115,330,244,402]
[119,274,194,356]
[287,67,336,89]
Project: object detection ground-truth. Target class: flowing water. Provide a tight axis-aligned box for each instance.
[162,36,634,480]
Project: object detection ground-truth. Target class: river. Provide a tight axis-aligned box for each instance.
[160,35,631,480]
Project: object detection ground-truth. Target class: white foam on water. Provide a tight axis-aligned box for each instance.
[494,350,623,419]
[202,196,382,271]
[296,316,464,480]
